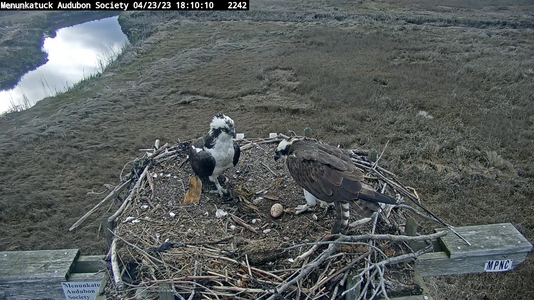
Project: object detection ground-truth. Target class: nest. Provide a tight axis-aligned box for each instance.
[76,134,447,299]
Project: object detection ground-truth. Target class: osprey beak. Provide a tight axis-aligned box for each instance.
[229,129,236,138]
[274,152,281,161]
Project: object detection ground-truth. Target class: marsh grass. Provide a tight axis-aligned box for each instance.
[1,3,534,299]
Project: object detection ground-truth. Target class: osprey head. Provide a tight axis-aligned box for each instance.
[274,138,294,161]
[209,114,236,138]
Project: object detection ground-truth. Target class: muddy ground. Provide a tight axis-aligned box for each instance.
[1,1,534,299]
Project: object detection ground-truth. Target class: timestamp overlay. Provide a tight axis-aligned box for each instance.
[0,1,249,10]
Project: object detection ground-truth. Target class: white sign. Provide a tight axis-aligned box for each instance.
[61,282,101,300]
[484,259,513,272]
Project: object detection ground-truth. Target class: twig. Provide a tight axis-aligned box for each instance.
[285,231,447,250]
[446,225,472,246]
[245,254,253,278]
[377,265,390,300]
[267,243,340,300]
[69,179,131,231]
[230,214,258,233]
[108,165,149,223]
[187,261,198,300]
[212,286,268,293]
[261,162,277,176]
[111,230,166,266]
[349,217,372,228]
[371,140,389,170]
[295,244,319,262]
[310,251,372,293]
[167,280,221,300]
[199,252,283,282]
[110,236,124,291]
[395,204,440,223]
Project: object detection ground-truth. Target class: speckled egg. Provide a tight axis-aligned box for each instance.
[270,203,284,218]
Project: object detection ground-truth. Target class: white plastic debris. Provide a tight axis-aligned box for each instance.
[215,209,228,218]
[230,225,236,230]
[124,216,135,222]
[152,173,158,178]
[269,133,278,138]
[417,110,434,119]
[131,219,140,224]
[169,212,176,218]
[140,205,149,209]
[236,133,245,140]
[287,258,295,263]
[263,229,272,234]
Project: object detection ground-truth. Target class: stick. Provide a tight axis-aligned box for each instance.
[285,231,447,250]
[267,243,340,300]
[371,140,389,170]
[187,261,198,300]
[69,179,131,231]
[108,165,149,223]
[230,214,258,233]
[199,252,283,282]
[295,244,319,262]
[310,251,372,293]
[110,237,124,291]
[261,162,277,176]
[349,217,372,228]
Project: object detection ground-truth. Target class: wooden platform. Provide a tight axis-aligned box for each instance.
[0,249,106,300]
[0,223,531,299]
[417,223,533,277]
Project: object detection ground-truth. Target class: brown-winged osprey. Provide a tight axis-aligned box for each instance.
[189,114,241,197]
[274,138,397,234]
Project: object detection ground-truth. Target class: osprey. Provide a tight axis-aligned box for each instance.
[189,114,241,197]
[274,138,397,234]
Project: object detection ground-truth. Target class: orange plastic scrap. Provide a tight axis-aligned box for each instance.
[184,176,202,204]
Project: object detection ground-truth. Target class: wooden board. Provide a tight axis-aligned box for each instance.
[417,223,533,277]
[417,250,530,277]
[0,249,79,299]
[436,223,532,259]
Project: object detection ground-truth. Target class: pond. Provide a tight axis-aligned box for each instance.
[0,16,128,114]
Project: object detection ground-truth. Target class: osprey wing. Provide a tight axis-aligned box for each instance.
[288,142,395,205]
[233,141,241,166]
[189,137,216,178]
[286,151,361,203]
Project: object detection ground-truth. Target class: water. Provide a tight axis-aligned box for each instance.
[0,16,128,114]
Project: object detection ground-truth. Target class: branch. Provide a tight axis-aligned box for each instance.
[285,231,447,250]
[108,165,149,223]
[267,243,340,300]
[69,179,131,231]
[110,237,123,291]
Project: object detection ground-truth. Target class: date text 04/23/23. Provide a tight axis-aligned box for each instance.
[0,1,249,11]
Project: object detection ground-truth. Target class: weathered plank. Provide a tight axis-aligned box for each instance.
[417,223,533,277]
[437,223,532,259]
[71,255,107,274]
[0,249,79,299]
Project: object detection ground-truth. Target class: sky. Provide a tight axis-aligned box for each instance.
[0,16,128,114]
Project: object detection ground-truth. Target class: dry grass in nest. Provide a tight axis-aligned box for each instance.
[79,134,447,299]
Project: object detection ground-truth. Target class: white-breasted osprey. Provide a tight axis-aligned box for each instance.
[189,114,241,197]
[274,138,397,234]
